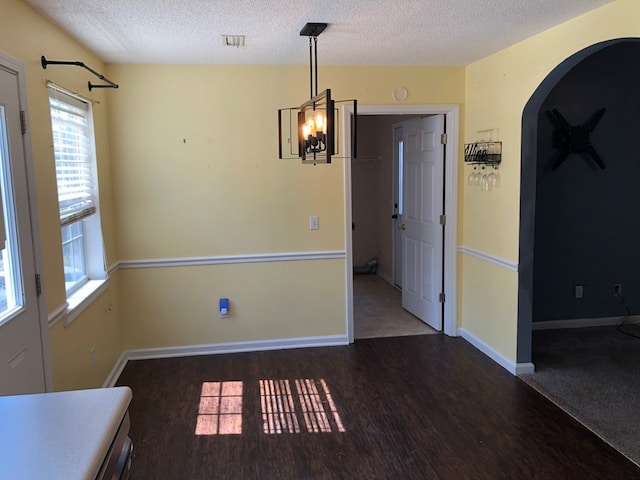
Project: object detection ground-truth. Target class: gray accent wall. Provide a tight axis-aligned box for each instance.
[532,42,640,322]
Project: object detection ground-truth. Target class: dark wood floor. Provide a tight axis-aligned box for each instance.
[116,335,640,479]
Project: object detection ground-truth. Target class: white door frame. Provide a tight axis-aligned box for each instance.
[0,52,52,391]
[343,104,459,342]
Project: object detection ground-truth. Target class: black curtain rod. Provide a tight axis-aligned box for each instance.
[41,55,119,91]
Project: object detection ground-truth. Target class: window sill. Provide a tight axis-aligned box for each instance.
[63,279,109,327]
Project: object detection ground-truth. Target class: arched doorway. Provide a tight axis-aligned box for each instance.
[517,38,640,365]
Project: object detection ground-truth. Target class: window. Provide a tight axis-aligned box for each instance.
[48,85,105,298]
[0,105,21,319]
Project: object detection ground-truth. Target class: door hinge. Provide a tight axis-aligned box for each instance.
[20,111,27,135]
[439,292,446,303]
[439,214,446,226]
[440,133,447,145]
[35,274,42,296]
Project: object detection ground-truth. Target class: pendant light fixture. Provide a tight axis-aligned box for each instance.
[278,23,357,165]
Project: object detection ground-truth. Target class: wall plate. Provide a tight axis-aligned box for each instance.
[393,86,408,102]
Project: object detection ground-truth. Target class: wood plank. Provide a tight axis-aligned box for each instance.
[116,335,640,479]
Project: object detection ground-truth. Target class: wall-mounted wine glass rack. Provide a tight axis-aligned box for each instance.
[464,141,502,165]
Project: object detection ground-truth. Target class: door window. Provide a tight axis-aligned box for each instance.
[0,105,23,322]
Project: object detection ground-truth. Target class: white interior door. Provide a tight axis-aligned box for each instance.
[392,126,403,288]
[401,115,444,331]
[0,62,47,395]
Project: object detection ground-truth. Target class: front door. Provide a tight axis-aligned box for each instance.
[0,58,47,394]
[400,115,445,331]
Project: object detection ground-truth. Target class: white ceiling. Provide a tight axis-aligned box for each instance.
[24,0,614,66]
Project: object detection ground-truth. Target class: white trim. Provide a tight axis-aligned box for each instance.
[47,302,69,327]
[101,335,349,387]
[127,335,349,360]
[117,250,346,269]
[107,262,118,275]
[443,106,460,337]
[47,280,110,328]
[102,351,127,388]
[344,149,355,343]
[515,362,536,375]
[532,316,639,330]
[63,279,109,327]
[458,245,518,272]
[344,104,459,340]
[376,270,394,286]
[458,327,534,375]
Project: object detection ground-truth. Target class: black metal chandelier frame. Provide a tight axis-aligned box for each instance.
[278,23,357,165]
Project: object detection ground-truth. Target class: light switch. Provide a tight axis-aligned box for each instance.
[310,216,319,230]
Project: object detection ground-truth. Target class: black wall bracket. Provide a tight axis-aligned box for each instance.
[546,108,606,170]
[41,55,119,91]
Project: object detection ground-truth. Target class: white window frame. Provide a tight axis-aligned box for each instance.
[48,84,107,324]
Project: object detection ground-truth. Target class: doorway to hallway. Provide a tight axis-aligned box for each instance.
[344,104,460,342]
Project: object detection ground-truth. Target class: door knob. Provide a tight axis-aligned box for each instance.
[398,224,406,230]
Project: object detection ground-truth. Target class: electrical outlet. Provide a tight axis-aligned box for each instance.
[575,285,584,299]
[614,284,623,297]
[310,216,319,230]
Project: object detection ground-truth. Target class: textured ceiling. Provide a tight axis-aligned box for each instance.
[24,0,614,65]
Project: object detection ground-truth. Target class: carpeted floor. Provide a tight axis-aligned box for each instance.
[519,325,640,466]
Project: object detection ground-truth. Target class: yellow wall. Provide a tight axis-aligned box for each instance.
[462,0,640,361]
[106,63,465,349]
[6,0,638,389]
[0,0,122,390]
[119,261,347,349]
[49,273,122,390]
[0,0,465,390]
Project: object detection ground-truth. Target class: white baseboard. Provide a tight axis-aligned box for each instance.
[102,351,128,388]
[102,335,349,387]
[458,328,534,375]
[376,270,393,286]
[532,315,640,331]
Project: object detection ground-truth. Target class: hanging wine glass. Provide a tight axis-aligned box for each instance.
[491,166,500,188]
[474,166,484,186]
[487,169,496,190]
[468,165,477,186]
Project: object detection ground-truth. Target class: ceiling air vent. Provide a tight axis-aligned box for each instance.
[222,35,245,47]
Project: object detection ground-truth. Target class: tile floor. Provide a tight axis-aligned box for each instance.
[353,274,439,339]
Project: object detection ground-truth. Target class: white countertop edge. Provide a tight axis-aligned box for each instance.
[0,386,132,480]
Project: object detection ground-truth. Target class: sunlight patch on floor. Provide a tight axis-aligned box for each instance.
[195,379,346,435]
[260,379,300,434]
[195,381,243,435]
[261,378,346,434]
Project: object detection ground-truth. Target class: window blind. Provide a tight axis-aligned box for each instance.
[48,86,97,226]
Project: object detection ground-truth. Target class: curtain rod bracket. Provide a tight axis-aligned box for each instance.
[41,55,119,90]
